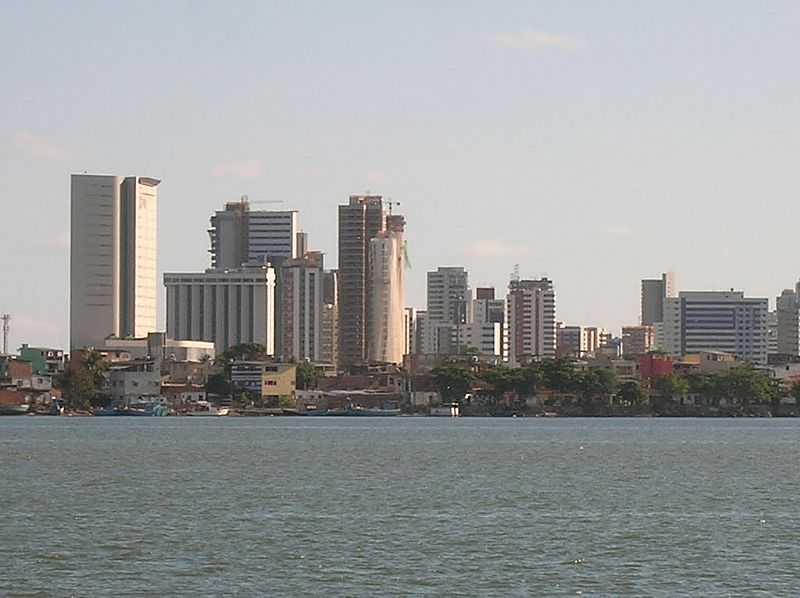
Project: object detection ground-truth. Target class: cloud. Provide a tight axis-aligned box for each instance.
[465,239,530,258]
[485,30,580,51]
[15,132,73,161]
[211,159,264,178]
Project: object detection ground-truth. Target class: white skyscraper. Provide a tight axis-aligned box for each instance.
[367,215,405,364]
[70,174,160,351]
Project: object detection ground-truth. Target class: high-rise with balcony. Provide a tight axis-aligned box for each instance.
[70,174,160,351]
[337,195,385,367]
[506,278,556,366]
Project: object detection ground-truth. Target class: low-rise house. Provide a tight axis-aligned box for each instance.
[18,345,66,375]
[231,361,297,406]
[108,360,161,403]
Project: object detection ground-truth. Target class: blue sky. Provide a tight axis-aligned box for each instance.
[2,1,800,348]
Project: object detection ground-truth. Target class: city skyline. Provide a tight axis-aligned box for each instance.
[4,2,800,348]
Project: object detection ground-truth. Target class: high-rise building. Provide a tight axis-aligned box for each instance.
[506,278,556,366]
[556,324,582,357]
[621,325,655,357]
[661,291,768,364]
[164,267,276,354]
[337,195,385,367]
[320,270,338,367]
[208,198,299,269]
[70,174,160,351]
[641,272,675,325]
[767,310,779,356]
[776,283,800,356]
[276,252,324,363]
[367,215,406,364]
[582,327,612,355]
[427,267,470,324]
[403,307,415,357]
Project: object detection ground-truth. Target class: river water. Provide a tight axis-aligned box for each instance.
[2,417,799,596]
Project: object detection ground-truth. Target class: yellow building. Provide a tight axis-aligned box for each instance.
[262,363,297,406]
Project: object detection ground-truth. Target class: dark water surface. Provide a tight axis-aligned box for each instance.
[2,417,799,596]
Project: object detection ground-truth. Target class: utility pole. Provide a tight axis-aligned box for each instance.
[1,313,10,355]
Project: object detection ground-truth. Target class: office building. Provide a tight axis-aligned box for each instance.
[367,215,406,364]
[776,283,800,356]
[661,291,768,364]
[506,278,556,365]
[164,267,276,354]
[208,198,299,269]
[621,325,655,357]
[70,174,160,351]
[641,272,675,326]
[338,195,385,367]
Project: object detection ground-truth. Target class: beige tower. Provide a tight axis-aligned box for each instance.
[70,174,160,351]
[367,215,405,364]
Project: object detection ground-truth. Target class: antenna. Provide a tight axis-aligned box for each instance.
[1,314,9,355]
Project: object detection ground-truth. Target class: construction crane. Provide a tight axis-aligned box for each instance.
[1,313,9,355]
[236,194,284,207]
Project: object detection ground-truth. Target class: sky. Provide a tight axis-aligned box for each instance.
[2,1,800,350]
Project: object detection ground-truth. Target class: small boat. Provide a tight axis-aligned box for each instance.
[187,401,229,416]
[0,403,31,416]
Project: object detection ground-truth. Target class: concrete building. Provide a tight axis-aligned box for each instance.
[103,332,214,362]
[427,267,470,325]
[320,270,338,367]
[768,310,779,356]
[208,197,299,269]
[507,278,556,365]
[641,272,675,326]
[70,174,160,351]
[164,267,276,354]
[337,195,385,367]
[583,327,612,355]
[108,360,161,403]
[621,325,655,357]
[276,253,324,363]
[231,361,296,404]
[661,291,768,364]
[556,324,582,357]
[776,283,800,356]
[367,215,406,364]
[18,345,65,375]
[455,322,502,357]
[403,308,415,357]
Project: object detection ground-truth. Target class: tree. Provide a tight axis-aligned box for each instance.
[296,362,319,390]
[618,381,645,407]
[216,343,269,374]
[206,373,230,396]
[61,369,95,411]
[431,367,474,403]
[83,349,109,390]
[540,358,577,393]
